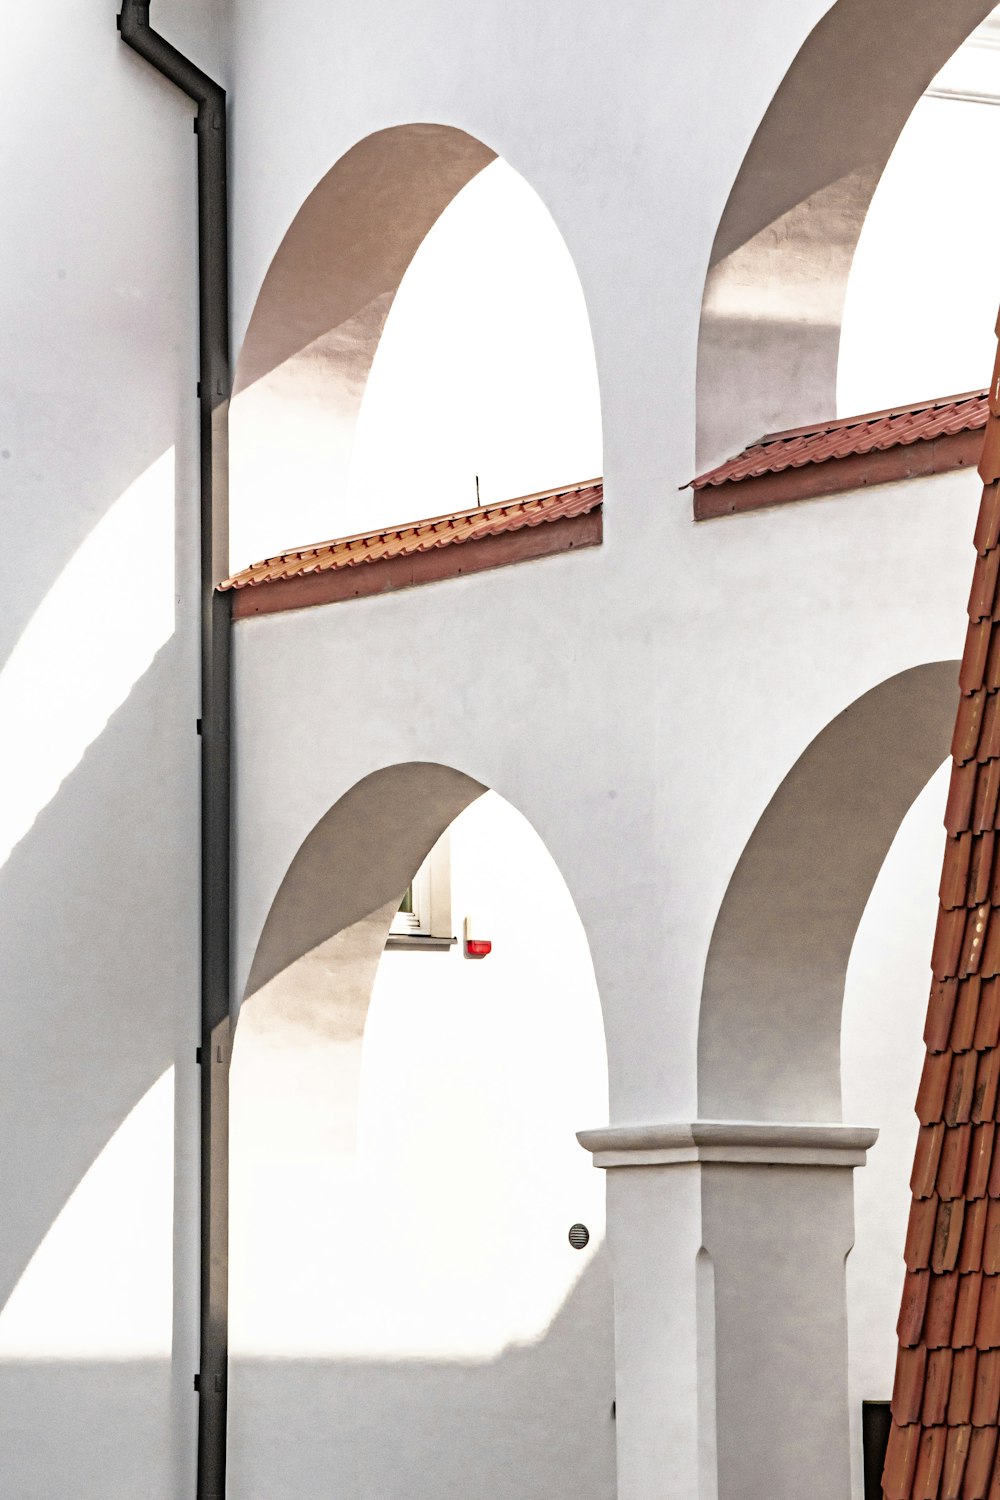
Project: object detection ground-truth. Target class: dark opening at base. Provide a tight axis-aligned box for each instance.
[862,1401,892,1500]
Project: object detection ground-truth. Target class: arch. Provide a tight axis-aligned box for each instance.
[229,124,602,570]
[244,760,486,1002]
[698,661,959,1123]
[695,0,995,471]
[234,125,495,399]
[229,763,613,1498]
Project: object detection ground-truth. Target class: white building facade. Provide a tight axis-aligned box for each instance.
[3,2,999,1497]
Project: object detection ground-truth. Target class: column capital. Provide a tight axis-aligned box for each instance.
[576,1119,879,1168]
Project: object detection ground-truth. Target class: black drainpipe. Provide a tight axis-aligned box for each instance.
[116,5,231,1498]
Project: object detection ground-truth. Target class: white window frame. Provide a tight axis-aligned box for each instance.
[385,831,455,948]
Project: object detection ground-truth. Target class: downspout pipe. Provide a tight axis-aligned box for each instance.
[117,5,231,1498]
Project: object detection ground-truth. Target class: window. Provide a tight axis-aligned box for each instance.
[385,831,455,949]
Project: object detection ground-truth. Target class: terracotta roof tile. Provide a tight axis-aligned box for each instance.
[914,1423,947,1497]
[980,419,1000,486]
[962,1199,990,1274]
[901,1269,933,1345]
[976,982,1000,1051]
[914,1124,948,1200]
[887,394,1000,1494]
[964,906,991,975]
[952,979,981,1055]
[908,1200,939,1272]
[947,763,980,840]
[885,1418,922,1498]
[951,1347,980,1423]
[926,1273,961,1347]
[981,704,1000,766]
[941,1423,972,1498]
[969,550,1000,622]
[939,1127,974,1202]
[975,485,1000,555]
[220,480,603,595]
[928,980,961,1054]
[955,1277,984,1351]
[964,1424,997,1495]
[925,1350,955,1427]
[937,1202,969,1274]
[971,841,996,907]
[689,391,987,518]
[975,1055,1000,1124]
[920,1051,953,1125]
[969,1126,995,1200]
[984,1203,1000,1275]
[961,621,993,695]
[973,1352,1000,1426]
[691,392,987,492]
[980,917,1000,981]
[943,837,976,909]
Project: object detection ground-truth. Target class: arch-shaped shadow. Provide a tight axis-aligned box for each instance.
[235,125,496,398]
[698,662,959,1123]
[695,0,994,469]
[229,122,602,571]
[230,765,612,1498]
[244,761,486,1003]
[230,125,496,568]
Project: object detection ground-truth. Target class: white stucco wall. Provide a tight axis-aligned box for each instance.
[0,0,228,1494]
[5,0,997,1496]
[228,791,614,1498]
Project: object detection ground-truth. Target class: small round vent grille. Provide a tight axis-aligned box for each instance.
[568,1223,590,1250]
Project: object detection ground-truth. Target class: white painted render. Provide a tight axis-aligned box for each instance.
[228,791,613,1498]
[3,1,1000,1498]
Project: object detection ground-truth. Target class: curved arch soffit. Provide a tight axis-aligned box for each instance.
[230,125,496,570]
[234,125,497,398]
[698,661,959,1123]
[695,0,995,470]
[243,761,487,1005]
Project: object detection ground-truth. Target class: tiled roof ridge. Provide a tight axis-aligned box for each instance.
[220,477,603,592]
[690,390,988,493]
[882,346,1000,1499]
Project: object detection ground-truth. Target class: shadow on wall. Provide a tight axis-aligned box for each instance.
[243,761,487,1004]
[227,1249,616,1500]
[230,125,495,568]
[0,644,194,1313]
[695,0,995,469]
[232,775,612,1499]
[0,1361,174,1500]
[698,661,959,1123]
[0,1253,615,1500]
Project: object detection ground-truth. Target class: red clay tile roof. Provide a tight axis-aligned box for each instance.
[883,354,1000,1499]
[690,392,987,520]
[220,479,602,594]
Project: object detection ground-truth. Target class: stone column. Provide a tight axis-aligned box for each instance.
[578,1121,878,1500]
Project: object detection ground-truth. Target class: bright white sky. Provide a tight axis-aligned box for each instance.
[229,157,602,569]
[838,14,1000,413]
[341,157,602,536]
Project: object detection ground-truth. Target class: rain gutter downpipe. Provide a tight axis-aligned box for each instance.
[116,4,231,1498]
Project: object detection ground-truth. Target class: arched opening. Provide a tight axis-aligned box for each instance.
[228,763,613,1499]
[695,0,997,472]
[229,124,602,574]
[697,663,960,1499]
[698,661,959,1123]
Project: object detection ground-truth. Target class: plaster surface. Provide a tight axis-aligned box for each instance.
[4,0,995,1494]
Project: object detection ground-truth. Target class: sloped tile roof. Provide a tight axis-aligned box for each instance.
[689,393,987,519]
[883,353,1000,1499]
[220,480,602,593]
